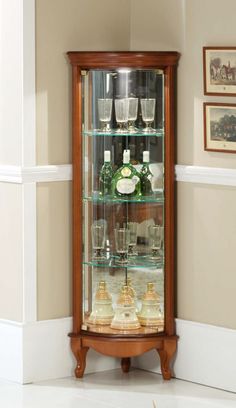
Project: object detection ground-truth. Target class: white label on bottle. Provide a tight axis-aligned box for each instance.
[116,178,136,194]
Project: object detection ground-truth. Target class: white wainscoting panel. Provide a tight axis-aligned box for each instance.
[133,319,236,393]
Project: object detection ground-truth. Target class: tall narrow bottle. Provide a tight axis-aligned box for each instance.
[111,149,141,198]
[140,151,153,196]
[99,151,113,196]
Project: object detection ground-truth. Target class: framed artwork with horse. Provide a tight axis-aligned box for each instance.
[203,47,236,96]
[204,102,236,153]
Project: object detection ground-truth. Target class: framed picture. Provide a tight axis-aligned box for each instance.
[204,103,236,153]
[203,47,236,95]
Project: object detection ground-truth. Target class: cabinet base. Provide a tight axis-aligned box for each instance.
[70,334,177,380]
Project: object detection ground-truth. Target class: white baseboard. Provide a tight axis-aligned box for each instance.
[133,318,236,393]
[0,320,23,383]
[2,317,236,391]
[0,318,119,384]
[22,317,74,383]
[22,317,119,383]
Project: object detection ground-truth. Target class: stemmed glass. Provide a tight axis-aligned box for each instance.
[128,98,138,133]
[91,222,106,260]
[141,98,156,132]
[127,222,138,256]
[148,224,163,261]
[114,228,130,264]
[115,98,129,132]
[98,98,112,132]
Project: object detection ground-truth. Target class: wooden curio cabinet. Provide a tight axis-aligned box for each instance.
[67,52,180,379]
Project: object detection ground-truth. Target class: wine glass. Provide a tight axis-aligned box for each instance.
[148,224,163,261]
[91,222,106,260]
[98,98,112,132]
[141,98,156,132]
[115,98,129,132]
[127,222,138,256]
[114,228,130,264]
[128,97,138,133]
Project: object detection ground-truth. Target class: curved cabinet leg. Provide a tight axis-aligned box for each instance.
[121,357,131,373]
[71,337,89,378]
[157,339,177,380]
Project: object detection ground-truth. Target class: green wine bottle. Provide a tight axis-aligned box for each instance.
[140,151,153,196]
[99,150,113,196]
[111,149,141,198]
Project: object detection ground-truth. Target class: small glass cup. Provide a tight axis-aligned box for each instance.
[98,98,112,132]
[141,98,156,132]
[91,222,106,260]
[114,228,130,264]
[127,222,138,256]
[148,224,163,261]
[128,97,138,133]
[115,98,129,132]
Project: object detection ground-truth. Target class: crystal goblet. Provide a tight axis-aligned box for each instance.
[114,228,130,264]
[141,98,156,132]
[115,98,129,132]
[127,222,138,256]
[127,97,138,133]
[98,98,112,132]
[148,224,163,261]
[91,222,106,260]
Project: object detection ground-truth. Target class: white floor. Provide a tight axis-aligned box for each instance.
[1,368,236,408]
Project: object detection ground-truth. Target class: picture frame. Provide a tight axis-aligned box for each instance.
[203,47,236,96]
[204,102,236,153]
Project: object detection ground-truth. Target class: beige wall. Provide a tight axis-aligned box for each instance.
[130,0,184,51]
[178,0,236,168]
[36,0,130,165]
[37,182,72,320]
[36,0,236,328]
[177,182,236,329]
[0,184,23,321]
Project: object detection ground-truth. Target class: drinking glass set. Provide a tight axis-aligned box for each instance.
[97,97,156,133]
[91,222,164,264]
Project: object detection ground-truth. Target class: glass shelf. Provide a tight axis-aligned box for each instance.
[83,129,164,137]
[83,191,164,204]
[83,255,164,269]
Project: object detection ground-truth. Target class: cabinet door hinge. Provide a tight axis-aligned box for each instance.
[81,70,88,76]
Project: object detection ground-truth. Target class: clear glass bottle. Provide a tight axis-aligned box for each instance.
[111,149,141,198]
[140,151,153,196]
[99,150,113,196]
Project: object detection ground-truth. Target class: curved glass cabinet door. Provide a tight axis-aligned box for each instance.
[81,68,165,335]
